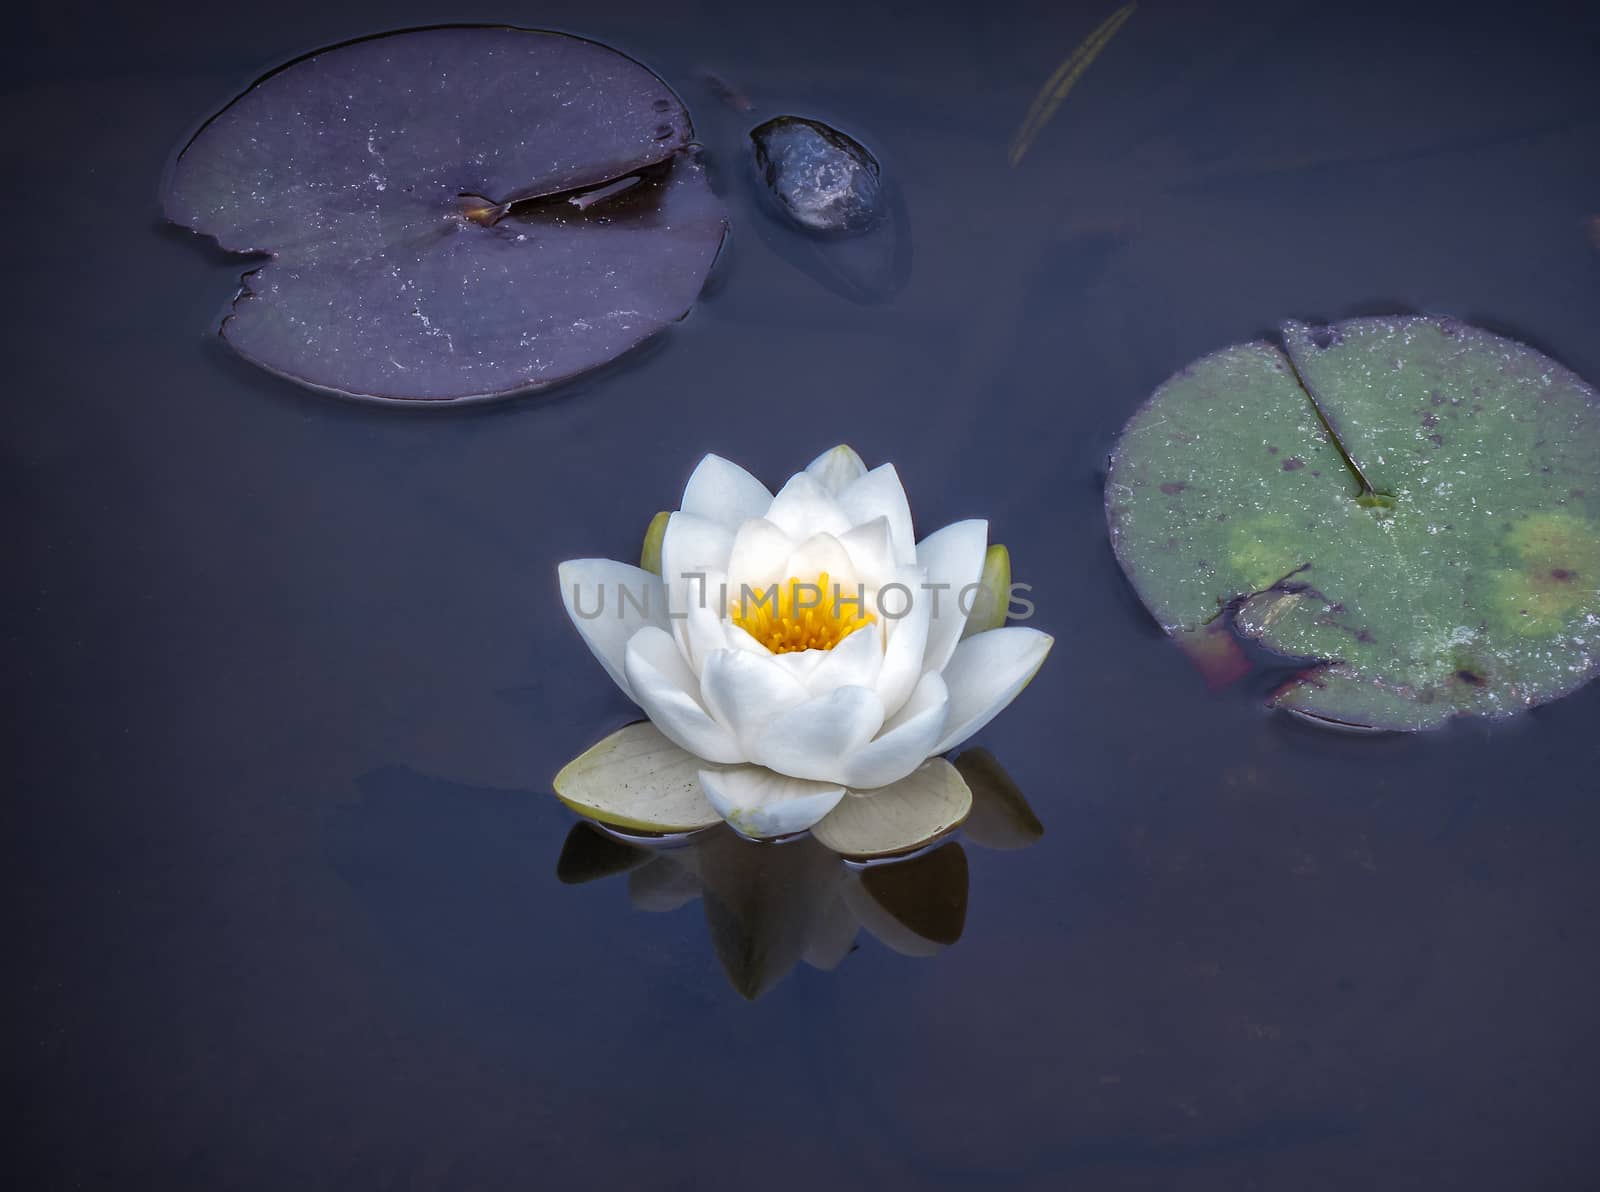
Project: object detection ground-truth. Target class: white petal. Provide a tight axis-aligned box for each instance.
[837,516,897,587]
[680,454,774,528]
[873,564,933,717]
[660,512,736,588]
[725,626,846,687]
[783,532,860,587]
[768,645,829,682]
[664,573,727,674]
[916,519,989,676]
[812,757,972,858]
[726,621,783,657]
[933,627,1054,754]
[679,567,732,673]
[839,671,949,789]
[699,648,810,751]
[725,518,795,594]
[763,472,853,542]
[752,685,885,784]
[837,464,915,564]
[804,444,868,495]
[802,621,884,696]
[623,627,744,763]
[553,722,723,832]
[697,766,846,839]
[559,558,668,703]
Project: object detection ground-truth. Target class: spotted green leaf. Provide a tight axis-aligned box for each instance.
[1106,316,1600,730]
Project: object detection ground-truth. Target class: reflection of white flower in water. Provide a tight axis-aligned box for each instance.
[557,446,1053,855]
[557,749,1042,999]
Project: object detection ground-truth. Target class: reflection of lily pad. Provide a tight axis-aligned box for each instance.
[164,26,726,403]
[551,751,1040,998]
[857,843,967,947]
[556,821,972,999]
[954,748,1044,850]
[555,821,654,885]
[1107,316,1600,729]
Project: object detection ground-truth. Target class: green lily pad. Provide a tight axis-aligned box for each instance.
[809,759,973,859]
[553,721,723,832]
[1106,315,1600,730]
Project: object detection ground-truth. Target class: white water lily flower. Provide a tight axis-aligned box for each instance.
[556,445,1053,854]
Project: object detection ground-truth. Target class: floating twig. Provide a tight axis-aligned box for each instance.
[1009,2,1137,166]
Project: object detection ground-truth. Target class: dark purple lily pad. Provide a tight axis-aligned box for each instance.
[164,26,727,403]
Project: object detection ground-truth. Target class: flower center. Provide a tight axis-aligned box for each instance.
[731,570,876,654]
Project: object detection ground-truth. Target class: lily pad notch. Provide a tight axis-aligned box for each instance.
[1107,315,1600,730]
[163,25,728,403]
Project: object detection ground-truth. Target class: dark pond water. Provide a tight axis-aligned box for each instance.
[11,0,1600,1186]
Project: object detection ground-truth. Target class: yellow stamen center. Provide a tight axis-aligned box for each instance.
[731,571,876,654]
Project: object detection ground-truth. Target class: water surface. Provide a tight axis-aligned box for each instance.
[10,0,1600,1186]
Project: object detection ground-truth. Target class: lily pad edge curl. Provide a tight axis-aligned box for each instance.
[163,24,728,405]
[1106,314,1600,732]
